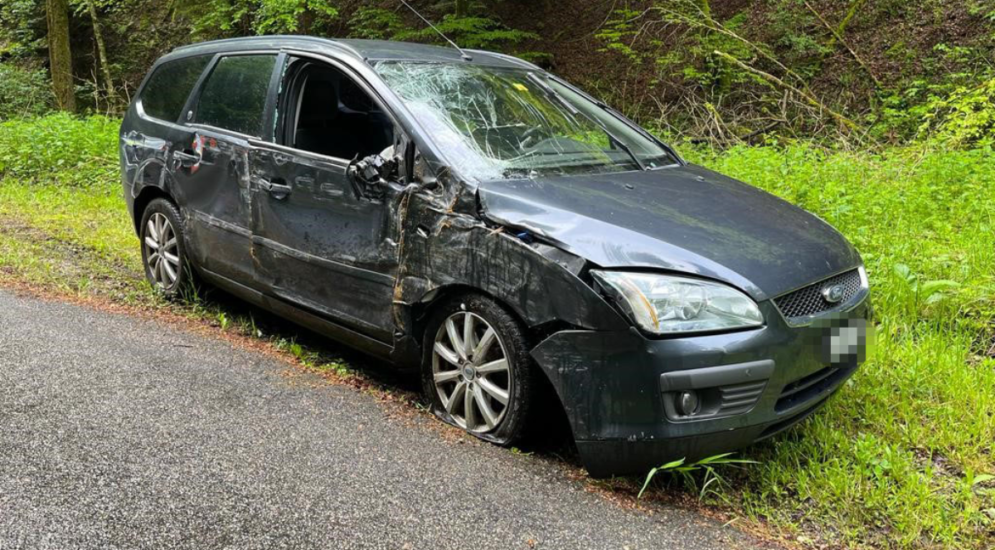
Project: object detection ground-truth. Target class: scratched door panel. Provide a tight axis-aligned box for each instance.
[175,129,255,283]
[249,146,398,341]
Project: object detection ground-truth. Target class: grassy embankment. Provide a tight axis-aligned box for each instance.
[1,113,993,549]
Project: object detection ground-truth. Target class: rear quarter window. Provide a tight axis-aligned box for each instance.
[139,55,211,123]
[193,54,277,137]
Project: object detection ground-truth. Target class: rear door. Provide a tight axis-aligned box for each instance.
[122,54,212,232]
[174,52,280,284]
[249,56,405,341]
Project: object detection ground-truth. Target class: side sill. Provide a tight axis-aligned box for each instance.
[198,268,395,361]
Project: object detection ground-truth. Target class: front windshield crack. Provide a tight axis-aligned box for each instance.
[376,61,674,180]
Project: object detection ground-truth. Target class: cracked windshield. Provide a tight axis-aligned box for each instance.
[375,62,676,180]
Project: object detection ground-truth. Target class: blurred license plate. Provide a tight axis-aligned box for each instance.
[823,318,868,365]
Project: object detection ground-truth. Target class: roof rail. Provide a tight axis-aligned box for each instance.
[170,35,366,61]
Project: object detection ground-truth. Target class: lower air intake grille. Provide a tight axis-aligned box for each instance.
[775,269,862,320]
[775,365,851,413]
[717,380,767,416]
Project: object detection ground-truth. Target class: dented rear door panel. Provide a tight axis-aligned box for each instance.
[174,128,256,283]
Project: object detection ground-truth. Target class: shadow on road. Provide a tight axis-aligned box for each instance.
[194,284,583,467]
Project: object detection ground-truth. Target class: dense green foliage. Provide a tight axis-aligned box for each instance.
[0,113,118,185]
[921,76,995,147]
[1,0,993,143]
[2,113,993,548]
[184,0,341,36]
[0,63,52,117]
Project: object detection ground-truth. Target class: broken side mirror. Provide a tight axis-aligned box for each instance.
[347,153,397,201]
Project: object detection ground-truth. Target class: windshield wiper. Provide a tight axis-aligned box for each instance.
[596,124,645,171]
[527,72,579,115]
[526,72,645,171]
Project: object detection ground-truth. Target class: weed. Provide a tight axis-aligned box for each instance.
[639,453,757,502]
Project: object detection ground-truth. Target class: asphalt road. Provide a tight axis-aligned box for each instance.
[0,290,772,549]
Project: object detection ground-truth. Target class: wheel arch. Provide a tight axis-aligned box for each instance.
[408,283,577,439]
[132,185,174,235]
[412,284,505,338]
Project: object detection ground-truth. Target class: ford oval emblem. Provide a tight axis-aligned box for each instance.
[822,284,845,304]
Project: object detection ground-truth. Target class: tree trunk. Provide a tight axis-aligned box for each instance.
[455,0,469,18]
[46,0,75,112]
[86,0,117,107]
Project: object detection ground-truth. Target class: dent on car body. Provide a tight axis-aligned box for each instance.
[475,165,862,302]
[388,159,628,347]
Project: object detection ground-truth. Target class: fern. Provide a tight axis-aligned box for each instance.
[347,7,408,40]
[395,14,537,52]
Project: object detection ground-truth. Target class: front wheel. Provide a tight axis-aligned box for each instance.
[422,294,537,445]
[139,198,196,299]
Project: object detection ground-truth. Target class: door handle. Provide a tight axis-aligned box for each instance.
[259,177,292,199]
[173,149,200,167]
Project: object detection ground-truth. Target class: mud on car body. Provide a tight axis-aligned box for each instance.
[120,36,871,477]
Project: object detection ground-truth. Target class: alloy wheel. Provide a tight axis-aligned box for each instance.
[144,212,180,290]
[432,311,512,433]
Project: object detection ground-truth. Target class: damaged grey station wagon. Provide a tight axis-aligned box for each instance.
[120,36,872,476]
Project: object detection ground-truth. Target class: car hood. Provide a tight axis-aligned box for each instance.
[476,164,861,301]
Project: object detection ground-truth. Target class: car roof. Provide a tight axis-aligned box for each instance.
[167,36,538,70]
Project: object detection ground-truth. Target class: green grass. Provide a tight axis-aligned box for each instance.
[681,143,995,548]
[2,114,994,549]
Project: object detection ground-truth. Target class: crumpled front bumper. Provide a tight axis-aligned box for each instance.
[530,295,873,477]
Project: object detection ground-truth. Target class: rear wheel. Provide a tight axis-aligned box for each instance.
[139,198,197,299]
[422,294,537,445]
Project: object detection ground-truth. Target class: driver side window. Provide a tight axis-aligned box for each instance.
[281,59,396,160]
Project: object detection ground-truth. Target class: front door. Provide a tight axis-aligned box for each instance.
[249,147,399,340]
[250,57,403,341]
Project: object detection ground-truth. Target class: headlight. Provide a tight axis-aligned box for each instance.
[591,271,763,334]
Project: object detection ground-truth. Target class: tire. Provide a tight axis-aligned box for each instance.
[139,198,198,300]
[421,294,537,446]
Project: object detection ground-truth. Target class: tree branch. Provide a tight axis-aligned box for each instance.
[712,50,860,130]
[804,0,882,89]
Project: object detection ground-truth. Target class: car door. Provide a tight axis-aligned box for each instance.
[249,56,404,341]
[172,52,280,285]
[123,53,213,225]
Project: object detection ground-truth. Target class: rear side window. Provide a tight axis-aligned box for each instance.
[139,55,211,122]
[193,55,277,137]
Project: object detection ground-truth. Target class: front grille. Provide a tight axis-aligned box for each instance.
[774,269,862,320]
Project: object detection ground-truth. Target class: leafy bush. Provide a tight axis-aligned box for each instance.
[920,77,995,147]
[0,113,119,186]
[347,7,543,62]
[187,0,339,36]
[0,64,53,120]
[347,7,408,40]
[395,14,538,52]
